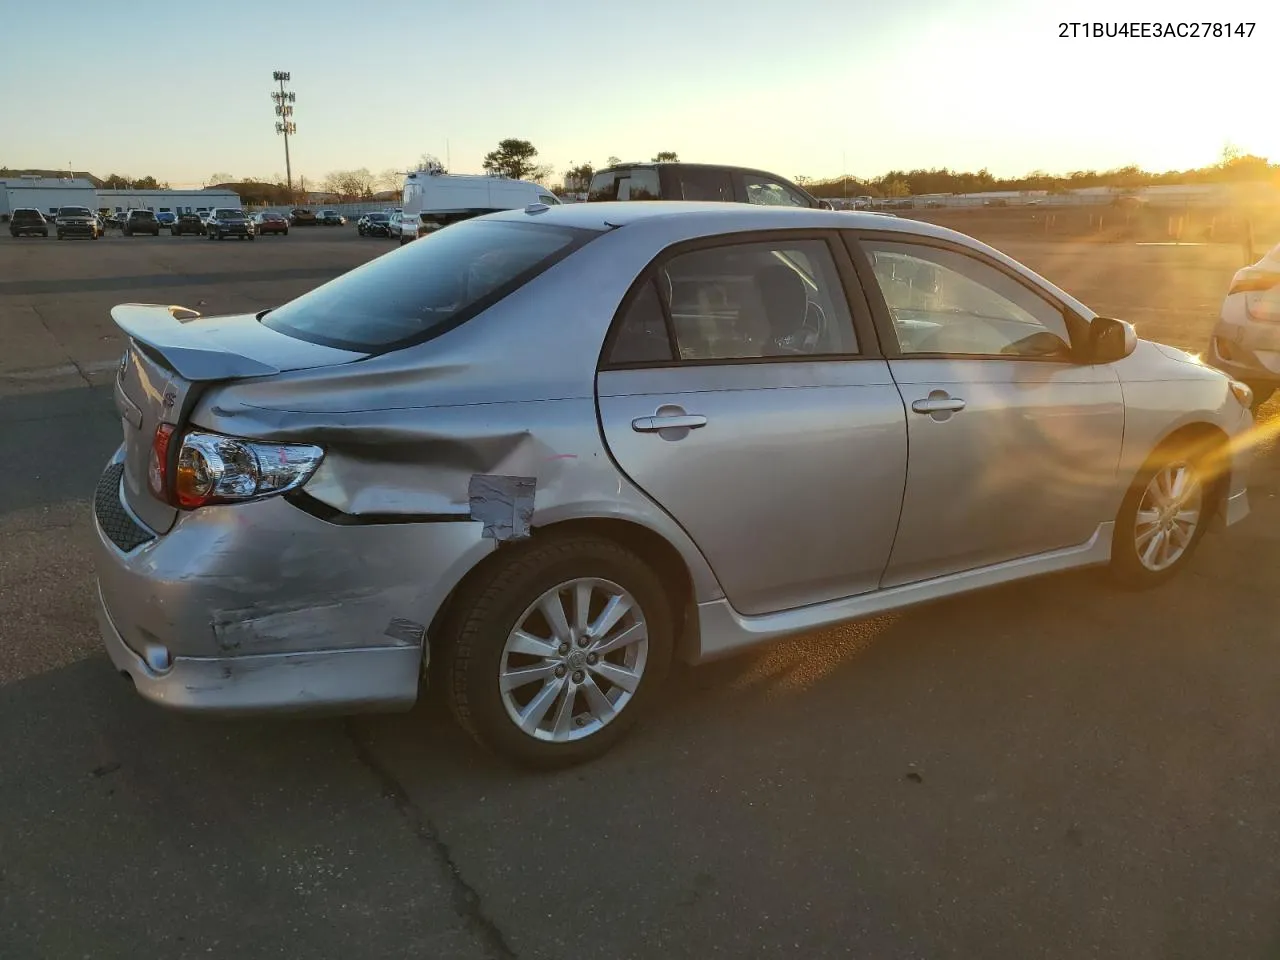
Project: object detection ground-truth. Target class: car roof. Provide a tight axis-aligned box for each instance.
[480,202,1093,317]
[593,162,811,182]
[483,200,950,237]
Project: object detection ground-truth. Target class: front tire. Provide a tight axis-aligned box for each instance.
[1110,445,1215,589]
[439,534,674,769]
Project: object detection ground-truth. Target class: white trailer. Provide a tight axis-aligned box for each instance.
[398,170,560,243]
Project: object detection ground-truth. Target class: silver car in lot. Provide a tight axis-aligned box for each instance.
[1207,241,1280,410]
[92,203,1254,767]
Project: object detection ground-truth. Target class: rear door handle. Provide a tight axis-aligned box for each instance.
[911,397,966,414]
[632,414,708,432]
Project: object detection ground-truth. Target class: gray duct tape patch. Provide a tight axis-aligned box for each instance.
[468,474,535,541]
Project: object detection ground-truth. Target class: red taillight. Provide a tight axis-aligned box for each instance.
[148,423,175,503]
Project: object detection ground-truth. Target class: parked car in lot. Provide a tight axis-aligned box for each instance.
[156,212,177,229]
[56,205,103,239]
[1207,241,1280,410]
[288,207,317,226]
[205,208,255,240]
[122,210,160,236]
[357,211,392,237]
[317,209,346,226]
[251,211,289,236]
[91,203,1254,768]
[588,162,833,210]
[386,210,404,239]
[9,208,49,238]
[171,212,205,236]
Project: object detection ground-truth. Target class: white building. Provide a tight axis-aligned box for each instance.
[97,187,241,215]
[0,176,97,218]
[0,176,241,219]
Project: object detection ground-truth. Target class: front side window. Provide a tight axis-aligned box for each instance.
[609,238,857,363]
[263,220,597,352]
[742,173,809,207]
[861,240,1072,358]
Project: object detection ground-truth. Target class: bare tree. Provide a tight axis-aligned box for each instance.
[376,169,402,192]
[651,151,679,162]
[321,168,377,201]
[204,172,233,187]
[417,153,446,173]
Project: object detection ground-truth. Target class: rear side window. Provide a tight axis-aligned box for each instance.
[676,168,733,202]
[607,281,674,364]
[607,238,858,364]
[588,169,660,202]
[263,220,597,352]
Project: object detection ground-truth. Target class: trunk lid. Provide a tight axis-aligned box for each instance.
[111,303,364,533]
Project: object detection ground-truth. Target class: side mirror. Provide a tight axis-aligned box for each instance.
[817,199,834,210]
[1088,316,1137,363]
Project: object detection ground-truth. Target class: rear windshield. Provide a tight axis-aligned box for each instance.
[263,220,595,352]
[58,207,92,216]
[214,209,243,217]
[130,210,156,218]
[368,213,389,222]
[13,210,43,220]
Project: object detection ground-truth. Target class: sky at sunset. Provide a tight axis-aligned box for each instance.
[2,0,1273,188]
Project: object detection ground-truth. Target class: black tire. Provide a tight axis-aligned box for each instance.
[247,234,254,241]
[438,534,674,769]
[1110,439,1218,589]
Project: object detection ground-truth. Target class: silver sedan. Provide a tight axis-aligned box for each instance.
[92,202,1254,767]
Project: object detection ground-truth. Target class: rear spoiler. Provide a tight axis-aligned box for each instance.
[110,303,281,381]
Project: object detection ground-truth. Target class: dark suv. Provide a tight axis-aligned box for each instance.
[171,211,205,236]
[56,206,103,240]
[123,210,160,236]
[206,208,255,241]
[9,208,49,238]
[587,162,832,209]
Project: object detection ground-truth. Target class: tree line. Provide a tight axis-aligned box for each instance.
[803,148,1280,199]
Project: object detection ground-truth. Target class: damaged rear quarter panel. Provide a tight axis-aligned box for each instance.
[187,239,724,603]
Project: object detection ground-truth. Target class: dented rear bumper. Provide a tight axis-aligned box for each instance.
[91,447,493,713]
[96,579,421,713]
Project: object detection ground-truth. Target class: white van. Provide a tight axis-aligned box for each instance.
[398,170,560,243]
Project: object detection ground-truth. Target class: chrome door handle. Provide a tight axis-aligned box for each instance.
[911,397,966,414]
[632,414,708,432]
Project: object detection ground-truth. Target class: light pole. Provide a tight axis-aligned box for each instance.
[271,71,296,203]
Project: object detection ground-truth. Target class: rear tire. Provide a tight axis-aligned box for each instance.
[1110,442,1216,589]
[438,534,674,769]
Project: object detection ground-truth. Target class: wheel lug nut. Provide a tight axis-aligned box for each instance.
[554,665,566,678]
[577,636,589,647]
[587,653,598,665]
[558,643,570,656]
[572,670,585,684]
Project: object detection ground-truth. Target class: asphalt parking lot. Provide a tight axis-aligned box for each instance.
[1,225,1278,960]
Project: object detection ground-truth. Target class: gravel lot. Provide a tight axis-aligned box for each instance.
[1,224,1277,960]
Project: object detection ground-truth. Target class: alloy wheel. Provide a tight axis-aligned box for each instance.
[498,577,649,743]
[1134,462,1202,572]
